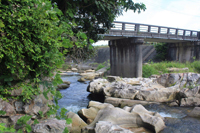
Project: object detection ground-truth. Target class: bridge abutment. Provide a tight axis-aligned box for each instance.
[109,37,144,78]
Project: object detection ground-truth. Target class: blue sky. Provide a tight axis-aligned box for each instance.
[95,0,200,45]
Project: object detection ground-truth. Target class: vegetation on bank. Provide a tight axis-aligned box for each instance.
[0,0,146,132]
[142,61,200,78]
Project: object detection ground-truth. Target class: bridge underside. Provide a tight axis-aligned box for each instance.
[104,36,193,43]
[109,37,200,78]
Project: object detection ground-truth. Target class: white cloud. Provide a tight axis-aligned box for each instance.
[117,0,200,30]
[94,0,200,45]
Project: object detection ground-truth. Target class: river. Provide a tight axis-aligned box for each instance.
[59,75,200,133]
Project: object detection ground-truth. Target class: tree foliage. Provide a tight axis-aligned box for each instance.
[52,0,146,60]
[0,0,145,131]
[154,43,168,61]
[0,0,90,102]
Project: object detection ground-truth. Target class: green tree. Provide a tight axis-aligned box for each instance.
[52,0,146,61]
[0,0,145,131]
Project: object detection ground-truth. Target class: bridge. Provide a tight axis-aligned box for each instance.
[100,21,200,78]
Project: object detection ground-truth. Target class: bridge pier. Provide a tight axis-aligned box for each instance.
[167,42,200,62]
[109,37,144,78]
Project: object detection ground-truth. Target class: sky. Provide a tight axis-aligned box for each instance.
[94,0,200,45]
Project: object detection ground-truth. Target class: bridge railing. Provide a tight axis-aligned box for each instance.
[111,21,200,38]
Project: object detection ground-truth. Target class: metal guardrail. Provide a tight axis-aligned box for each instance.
[109,21,200,40]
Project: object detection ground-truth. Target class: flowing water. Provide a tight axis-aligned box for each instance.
[58,75,200,133]
[58,75,90,113]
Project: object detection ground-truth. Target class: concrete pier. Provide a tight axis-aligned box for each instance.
[167,42,200,62]
[109,37,144,78]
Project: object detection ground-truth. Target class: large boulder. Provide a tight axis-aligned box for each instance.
[78,101,114,124]
[88,77,177,103]
[88,73,200,106]
[188,107,200,117]
[66,112,87,133]
[87,78,109,94]
[32,118,67,133]
[78,107,99,124]
[95,121,133,133]
[23,94,53,115]
[82,101,165,133]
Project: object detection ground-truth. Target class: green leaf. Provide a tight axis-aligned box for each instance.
[58,36,61,40]
[66,118,72,124]
[0,20,5,28]
[60,108,67,118]
[0,110,6,115]
[63,127,69,133]
[34,119,39,124]
[25,124,32,132]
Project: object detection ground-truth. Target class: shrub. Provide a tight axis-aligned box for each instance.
[96,64,105,71]
[192,61,200,73]
[154,43,168,61]
[142,64,159,78]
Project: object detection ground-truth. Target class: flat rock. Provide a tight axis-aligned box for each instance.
[71,68,78,72]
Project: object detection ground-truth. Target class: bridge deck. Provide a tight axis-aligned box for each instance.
[101,21,200,42]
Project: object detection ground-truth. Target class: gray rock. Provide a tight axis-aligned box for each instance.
[62,80,70,85]
[15,101,24,112]
[83,101,165,133]
[10,88,23,96]
[57,83,69,89]
[157,73,169,87]
[0,98,16,116]
[78,77,86,82]
[107,76,121,82]
[95,121,133,133]
[32,118,66,133]
[66,112,87,133]
[88,73,200,106]
[180,97,200,106]
[0,117,9,127]
[188,107,200,117]
[23,94,51,115]
[87,78,109,94]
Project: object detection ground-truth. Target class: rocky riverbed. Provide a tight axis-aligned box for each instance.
[87,73,200,106]
[1,72,200,133]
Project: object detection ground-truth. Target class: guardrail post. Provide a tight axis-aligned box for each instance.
[190,31,193,37]
[167,28,170,34]
[158,27,161,33]
[148,26,151,32]
[183,30,186,36]
[122,23,125,30]
[198,32,200,39]
[175,29,178,35]
[135,24,140,32]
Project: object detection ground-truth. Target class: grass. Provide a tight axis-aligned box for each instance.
[142,61,200,78]
[96,64,105,71]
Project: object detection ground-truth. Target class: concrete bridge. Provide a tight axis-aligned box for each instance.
[100,21,200,78]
